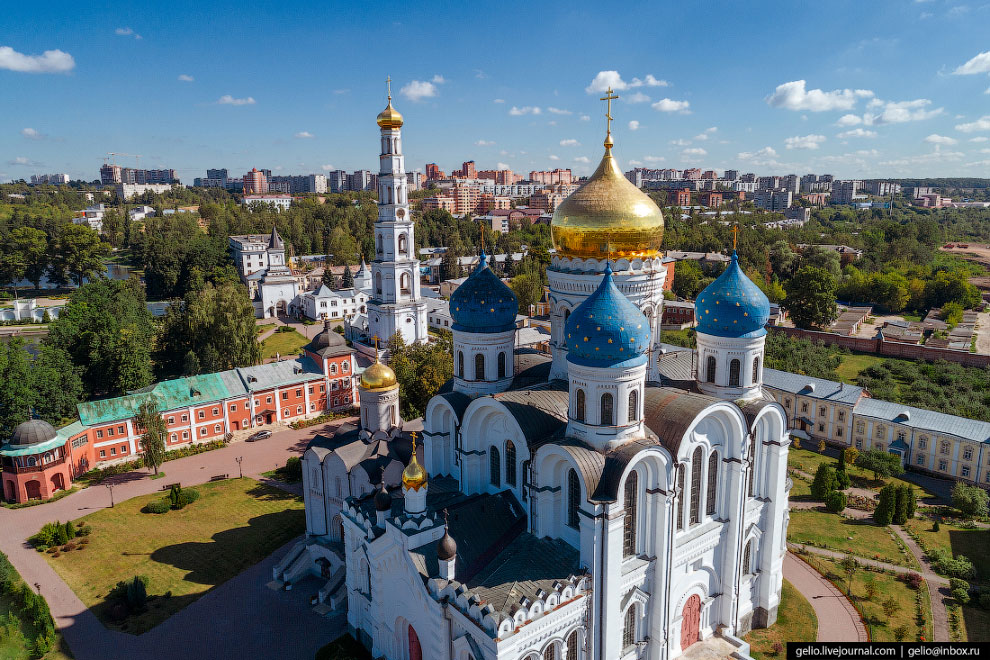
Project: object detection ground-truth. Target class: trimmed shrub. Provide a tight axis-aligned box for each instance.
[950,578,970,593]
[951,587,971,605]
[952,482,989,518]
[874,484,897,526]
[142,499,171,514]
[282,456,302,482]
[63,521,76,540]
[893,485,910,525]
[811,464,837,500]
[826,490,848,513]
[929,547,976,579]
[836,469,851,490]
[902,572,923,590]
[177,488,200,507]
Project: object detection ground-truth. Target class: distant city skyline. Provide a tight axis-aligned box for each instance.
[4,0,990,182]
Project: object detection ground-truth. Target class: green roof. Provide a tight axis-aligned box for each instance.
[77,373,231,426]
[1,420,87,457]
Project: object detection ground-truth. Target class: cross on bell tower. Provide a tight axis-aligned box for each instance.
[600,87,619,151]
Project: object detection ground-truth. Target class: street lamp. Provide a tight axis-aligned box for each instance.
[235,456,243,479]
[105,481,114,508]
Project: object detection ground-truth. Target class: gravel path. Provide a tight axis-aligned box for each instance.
[891,525,950,642]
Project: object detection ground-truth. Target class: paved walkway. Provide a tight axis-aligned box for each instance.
[782,552,868,642]
[0,418,354,660]
[892,525,950,642]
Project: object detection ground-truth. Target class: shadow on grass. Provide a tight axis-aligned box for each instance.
[149,510,305,586]
[245,483,303,502]
[90,590,203,636]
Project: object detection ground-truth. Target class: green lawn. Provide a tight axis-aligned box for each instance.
[903,517,990,580]
[788,472,812,500]
[260,329,309,359]
[788,448,936,500]
[835,353,886,385]
[41,478,305,634]
[256,322,276,335]
[788,509,918,568]
[959,603,990,642]
[745,579,817,658]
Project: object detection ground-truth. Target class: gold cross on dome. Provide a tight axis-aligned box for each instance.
[600,87,619,137]
[410,431,418,452]
[386,76,392,101]
[371,334,380,351]
[732,223,739,251]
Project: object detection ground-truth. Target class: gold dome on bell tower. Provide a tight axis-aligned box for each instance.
[550,87,664,260]
[376,76,404,130]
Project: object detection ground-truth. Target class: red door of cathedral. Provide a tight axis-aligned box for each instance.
[681,594,701,651]
[408,625,422,660]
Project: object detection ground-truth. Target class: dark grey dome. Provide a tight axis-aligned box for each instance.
[374,483,393,512]
[11,419,57,447]
[314,321,346,349]
[437,528,457,561]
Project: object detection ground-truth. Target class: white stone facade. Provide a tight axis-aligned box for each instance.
[452,328,516,397]
[695,333,766,402]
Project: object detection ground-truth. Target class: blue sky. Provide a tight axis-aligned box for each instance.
[3,0,990,183]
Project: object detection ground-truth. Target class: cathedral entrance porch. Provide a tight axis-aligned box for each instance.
[676,635,740,660]
[681,594,701,651]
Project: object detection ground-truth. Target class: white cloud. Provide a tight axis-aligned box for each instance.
[766,80,872,112]
[474,69,487,79]
[217,95,255,106]
[585,70,669,93]
[321,164,336,171]
[509,106,541,116]
[738,147,778,160]
[626,92,651,104]
[785,134,826,150]
[21,128,44,140]
[496,162,510,170]
[836,114,862,126]
[955,115,990,132]
[400,80,437,102]
[986,87,990,95]
[837,128,877,138]
[979,148,990,154]
[652,98,690,113]
[493,98,505,104]
[694,127,718,140]
[0,46,75,73]
[682,147,707,156]
[970,137,989,142]
[580,115,590,121]
[953,50,990,75]
[670,139,692,146]
[873,99,942,124]
[627,160,643,166]
[559,139,580,147]
[925,133,958,145]
[644,156,666,163]
[574,156,591,164]
[9,156,41,167]
[628,120,640,131]
[475,139,495,146]
[294,131,314,139]
[879,148,965,168]
[115,27,142,39]
[547,107,572,115]
[431,74,445,84]
[177,74,194,82]
[549,155,560,161]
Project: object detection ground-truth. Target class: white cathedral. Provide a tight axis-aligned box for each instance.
[281,87,792,660]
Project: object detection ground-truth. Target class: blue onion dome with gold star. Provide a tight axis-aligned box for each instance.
[449,252,518,333]
[565,264,651,368]
[695,252,771,339]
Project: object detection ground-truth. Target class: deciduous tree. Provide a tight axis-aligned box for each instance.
[136,397,167,475]
[784,266,838,330]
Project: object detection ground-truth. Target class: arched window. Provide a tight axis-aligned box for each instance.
[575,389,586,422]
[365,559,372,597]
[497,352,506,379]
[457,351,464,377]
[375,272,382,295]
[475,353,485,380]
[400,273,410,294]
[706,355,716,383]
[623,606,637,648]
[706,451,718,516]
[729,359,741,387]
[690,446,703,525]
[398,234,408,254]
[391,405,396,425]
[566,631,578,660]
[752,356,760,384]
[376,234,383,255]
[623,471,638,557]
[601,393,614,425]
[627,389,638,423]
[489,446,501,487]
[505,440,516,486]
[543,644,556,660]
[567,469,580,529]
[676,465,685,531]
[743,540,752,574]
[748,434,757,497]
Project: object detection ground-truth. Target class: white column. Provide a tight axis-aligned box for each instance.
[274,387,281,422]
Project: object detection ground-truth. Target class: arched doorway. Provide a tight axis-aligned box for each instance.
[681,594,701,651]
[4,480,15,502]
[25,480,42,500]
[408,625,422,660]
[331,514,344,542]
[51,473,65,492]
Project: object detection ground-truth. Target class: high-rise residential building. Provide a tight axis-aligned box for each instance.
[723,169,739,181]
[781,175,799,195]
[740,172,757,183]
[243,168,268,194]
[30,173,69,185]
[455,160,477,179]
[831,180,863,205]
[757,176,781,190]
[477,169,518,185]
[529,169,573,185]
[701,170,718,180]
[682,168,702,180]
[269,174,328,194]
[326,170,348,193]
[207,168,228,183]
[425,163,443,181]
[754,189,792,212]
[100,164,122,185]
[348,170,374,191]
[406,171,423,191]
[865,180,901,196]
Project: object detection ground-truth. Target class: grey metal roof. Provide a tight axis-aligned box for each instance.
[643,386,722,459]
[234,356,325,391]
[491,385,568,443]
[853,398,990,444]
[763,368,864,405]
[435,391,472,420]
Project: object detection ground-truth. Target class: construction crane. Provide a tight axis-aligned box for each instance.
[106,152,142,168]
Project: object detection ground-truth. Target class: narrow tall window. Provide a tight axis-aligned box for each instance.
[601,393,614,425]
[543,644,556,660]
[400,273,410,294]
[457,351,464,377]
[489,446,501,487]
[706,355,716,383]
[676,466,685,531]
[498,352,506,378]
[567,469,580,529]
[743,541,752,574]
[475,353,485,380]
[748,434,757,497]
[505,440,517,487]
[623,471,638,557]
[566,631,578,660]
[375,272,382,295]
[575,389,586,422]
[690,446,703,525]
[729,359,741,387]
[752,356,760,384]
[376,234,383,254]
[627,389,638,423]
[623,606,637,648]
[398,234,407,254]
[706,451,718,516]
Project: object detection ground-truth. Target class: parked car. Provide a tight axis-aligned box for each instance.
[246,430,273,442]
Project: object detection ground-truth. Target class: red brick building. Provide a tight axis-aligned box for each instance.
[699,191,723,208]
[668,188,691,207]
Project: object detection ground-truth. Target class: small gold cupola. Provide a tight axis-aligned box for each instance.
[402,432,428,491]
[376,75,404,130]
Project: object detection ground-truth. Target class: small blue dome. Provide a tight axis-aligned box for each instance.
[449,253,518,333]
[565,265,650,368]
[695,252,770,339]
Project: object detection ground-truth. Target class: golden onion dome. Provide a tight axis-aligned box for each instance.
[402,436,428,491]
[376,99,404,130]
[360,360,397,390]
[551,137,664,260]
